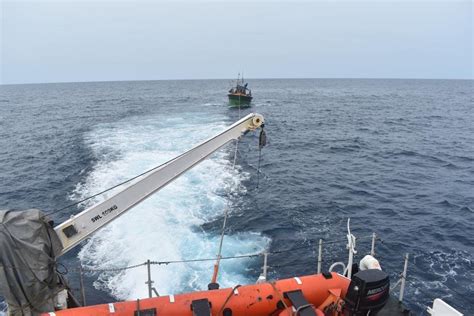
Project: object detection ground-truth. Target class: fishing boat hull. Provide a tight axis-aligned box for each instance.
[228,94,252,107]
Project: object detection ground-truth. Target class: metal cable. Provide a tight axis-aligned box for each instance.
[211,106,244,283]
[75,239,348,272]
[80,262,148,273]
[44,157,180,217]
[1,235,376,274]
[256,127,266,189]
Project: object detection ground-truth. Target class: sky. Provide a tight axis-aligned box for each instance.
[0,1,472,84]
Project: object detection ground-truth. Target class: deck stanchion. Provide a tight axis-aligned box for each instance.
[399,253,409,302]
[79,264,86,306]
[256,252,269,283]
[371,232,376,256]
[317,239,323,274]
[145,259,154,298]
[263,252,268,280]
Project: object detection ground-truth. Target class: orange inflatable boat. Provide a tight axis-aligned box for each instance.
[45,269,390,316]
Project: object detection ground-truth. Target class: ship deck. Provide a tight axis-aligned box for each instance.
[379,296,412,315]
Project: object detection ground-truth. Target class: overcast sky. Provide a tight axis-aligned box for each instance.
[1,1,472,84]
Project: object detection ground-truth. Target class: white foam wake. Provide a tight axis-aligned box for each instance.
[75,112,269,300]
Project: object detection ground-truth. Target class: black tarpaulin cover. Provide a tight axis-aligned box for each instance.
[0,209,64,315]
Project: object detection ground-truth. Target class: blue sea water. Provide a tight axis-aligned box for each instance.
[0,79,473,314]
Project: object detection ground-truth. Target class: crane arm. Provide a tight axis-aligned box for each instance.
[54,113,264,256]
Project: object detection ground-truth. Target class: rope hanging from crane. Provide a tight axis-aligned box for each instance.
[210,122,266,288]
[257,125,266,188]
[210,110,242,287]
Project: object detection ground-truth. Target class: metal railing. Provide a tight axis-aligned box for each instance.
[74,231,410,304]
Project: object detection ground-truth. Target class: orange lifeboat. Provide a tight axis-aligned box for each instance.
[46,273,350,316]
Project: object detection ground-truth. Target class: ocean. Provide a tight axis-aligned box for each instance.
[0,79,472,314]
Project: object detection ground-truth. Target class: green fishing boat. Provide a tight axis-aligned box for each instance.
[228,75,252,108]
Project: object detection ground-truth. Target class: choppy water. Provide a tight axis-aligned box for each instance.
[0,79,473,314]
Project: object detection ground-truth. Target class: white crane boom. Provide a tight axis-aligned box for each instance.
[55,113,264,256]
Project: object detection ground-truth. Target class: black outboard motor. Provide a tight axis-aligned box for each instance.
[344,269,390,315]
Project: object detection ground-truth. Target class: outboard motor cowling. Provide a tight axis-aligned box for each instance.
[344,269,390,315]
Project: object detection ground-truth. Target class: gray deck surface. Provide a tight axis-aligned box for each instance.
[379,296,412,315]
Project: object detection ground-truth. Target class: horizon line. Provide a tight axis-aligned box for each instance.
[1,76,472,86]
